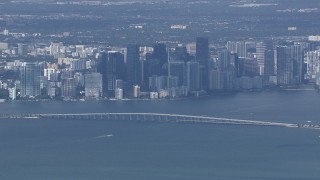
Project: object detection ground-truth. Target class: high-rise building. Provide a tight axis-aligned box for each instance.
[276,46,294,85]
[196,37,209,90]
[292,45,304,84]
[126,44,141,87]
[209,69,223,91]
[70,59,86,71]
[305,50,320,80]
[97,52,108,97]
[85,72,102,98]
[196,37,209,63]
[18,43,28,55]
[152,44,168,76]
[256,42,266,75]
[115,88,123,100]
[61,78,76,98]
[186,61,200,92]
[174,45,189,62]
[97,51,125,97]
[20,63,41,97]
[276,45,304,85]
[169,61,185,86]
[107,51,125,93]
[133,85,141,98]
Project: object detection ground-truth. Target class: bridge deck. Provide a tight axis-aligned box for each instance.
[1,112,317,129]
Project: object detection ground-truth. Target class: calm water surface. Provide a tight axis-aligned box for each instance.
[0,90,319,179]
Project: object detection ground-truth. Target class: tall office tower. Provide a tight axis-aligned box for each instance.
[97,52,108,97]
[264,49,275,77]
[236,41,246,57]
[223,67,236,90]
[186,61,200,92]
[218,49,232,70]
[107,51,125,94]
[174,45,189,62]
[85,72,102,98]
[196,37,209,90]
[126,44,141,87]
[209,69,223,91]
[17,43,28,56]
[153,43,168,75]
[20,63,41,97]
[227,41,237,54]
[169,61,185,86]
[276,46,294,85]
[61,78,76,98]
[233,53,244,77]
[305,50,320,80]
[256,42,266,75]
[145,53,161,83]
[292,45,304,84]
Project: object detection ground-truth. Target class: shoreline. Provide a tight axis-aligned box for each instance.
[1,85,318,103]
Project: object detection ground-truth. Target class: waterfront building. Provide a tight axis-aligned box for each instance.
[276,45,303,85]
[196,37,209,90]
[97,52,108,97]
[115,88,123,100]
[305,50,320,81]
[107,51,125,93]
[8,87,16,100]
[20,63,41,97]
[61,78,76,98]
[133,85,141,98]
[256,42,266,75]
[126,44,141,87]
[85,72,102,98]
[153,43,168,76]
[209,69,223,91]
[150,92,159,99]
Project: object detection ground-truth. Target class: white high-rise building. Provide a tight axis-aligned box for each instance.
[133,85,141,98]
[115,88,123,100]
[256,42,266,75]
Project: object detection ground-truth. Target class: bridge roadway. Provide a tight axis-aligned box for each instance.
[1,112,318,129]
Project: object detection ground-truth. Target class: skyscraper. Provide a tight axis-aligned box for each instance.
[85,72,102,98]
[196,37,209,90]
[276,46,294,85]
[126,44,141,87]
[61,78,76,98]
[186,61,200,92]
[153,43,168,76]
[20,63,41,97]
[107,51,125,94]
[256,42,266,75]
[97,52,108,97]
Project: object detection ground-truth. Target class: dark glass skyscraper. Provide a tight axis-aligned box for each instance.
[153,43,168,76]
[196,37,209,90]
[107,51,125,94]
[277,46,294,85]
[126,44,141,87]
[97,52,108,97]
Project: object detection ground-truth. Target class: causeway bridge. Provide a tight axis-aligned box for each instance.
[0,113,319,129]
